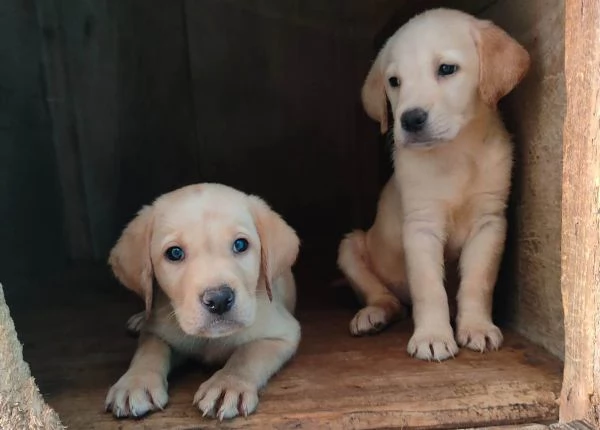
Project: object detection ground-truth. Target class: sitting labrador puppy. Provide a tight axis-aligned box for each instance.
[105,183,300,420]
[338,9,530,361]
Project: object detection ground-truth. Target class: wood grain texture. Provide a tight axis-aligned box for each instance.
[550,421,595,430]
[35,0,95,262]
[111,0,200,235]
[560,0,600,425]
[25,0,498,263]
[184,0,379,241]
[35,0,199,261]
[8,260,562,430]
[54,0,121,259]
[470,425,550,430]
[0,0,68,279]
[184,0,497,242]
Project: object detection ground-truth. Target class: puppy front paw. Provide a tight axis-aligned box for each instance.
[456,319,503,352]
[105,370,168,418]
[194,371,259,420]
[407,325,459,361]
[350,306,390,336]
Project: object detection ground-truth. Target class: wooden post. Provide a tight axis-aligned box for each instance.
[560,0,600,426]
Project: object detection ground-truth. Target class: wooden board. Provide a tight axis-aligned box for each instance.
[479,0,566,359]
[26,0,497,265]
[36,0,200,260]
[0,0,68,279]
[183,0,497,241]
[8,262,562,430]
[560,0,600,426]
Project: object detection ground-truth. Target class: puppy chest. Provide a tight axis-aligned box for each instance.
[168,335,237,365]
[149,323,235,365]
[445,203,477,252]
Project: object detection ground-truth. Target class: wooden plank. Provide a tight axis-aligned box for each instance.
[550,421,595,430]
[35,0,94,262]
[560,0,600,426]
[110,0,199,235]
[38,0,199,260]
[0,0,69,277]
[467,425,549,430]
[52,0,121,260]
[10,261,562,429]
[184,0,380,240]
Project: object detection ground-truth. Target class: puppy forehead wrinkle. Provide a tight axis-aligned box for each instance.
[391,10,475,50]
[154,191,252,225]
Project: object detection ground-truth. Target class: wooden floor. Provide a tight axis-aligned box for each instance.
[6,256,562,430]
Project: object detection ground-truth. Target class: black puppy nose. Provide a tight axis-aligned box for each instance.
[201,286,235,315]
[400,108,428,132]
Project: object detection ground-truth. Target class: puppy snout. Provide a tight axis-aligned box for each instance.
[400,108,428,132]
[201,286,235,315]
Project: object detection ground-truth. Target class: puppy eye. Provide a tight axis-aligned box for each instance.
[232,238,249,254]
[438,64,459,77]
[165,246,185,262]
[388,76,400,88]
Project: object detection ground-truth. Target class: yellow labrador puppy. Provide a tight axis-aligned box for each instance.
[338,9,530,361]
[105,183,300,420]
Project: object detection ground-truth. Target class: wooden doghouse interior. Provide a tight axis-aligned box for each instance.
[2,0,566,428]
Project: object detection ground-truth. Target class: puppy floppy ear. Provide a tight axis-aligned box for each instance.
[108,205,154,316]
[248,196,300,300]
[471,19,530,106]
[361,46,389,134]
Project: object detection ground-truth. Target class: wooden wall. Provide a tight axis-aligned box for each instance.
[481,0,565,358]
[32,0,495,264]
[0,0,67,283]
[36,0,401,263]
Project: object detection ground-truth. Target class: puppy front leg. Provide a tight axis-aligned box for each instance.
[456,215,506,352]
[105,333,172,417]
[404,218,458,361]
[194,324,300,420]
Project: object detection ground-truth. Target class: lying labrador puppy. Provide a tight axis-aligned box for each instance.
[105,183,300,420]
[338,8,530,361]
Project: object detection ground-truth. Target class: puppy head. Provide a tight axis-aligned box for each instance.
[361,8,530,148]
[109,184,299,338]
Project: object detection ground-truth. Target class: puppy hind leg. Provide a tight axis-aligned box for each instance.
[126,312,145,336]
[338,231,405,336]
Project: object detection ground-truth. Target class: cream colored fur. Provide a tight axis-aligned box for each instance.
[105,183,300,420]
[338,8,530,361]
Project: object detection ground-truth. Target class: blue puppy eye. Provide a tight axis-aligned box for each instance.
[165,246,185,262]
[438,64,458,77]
[232,238,249,254]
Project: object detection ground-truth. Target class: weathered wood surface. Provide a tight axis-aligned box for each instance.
[560,0,600,426]
[550,421,596,430]
[35,0,95,263]
[36,0,199,260]
[30,0,498,262]
[480,0,566,359]
[0,0,67,281]
[9,261,562,430]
